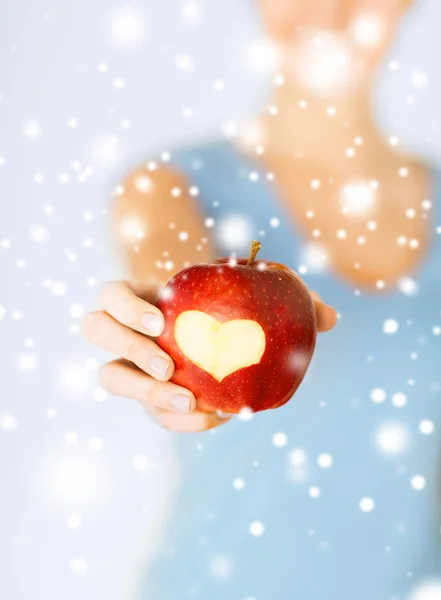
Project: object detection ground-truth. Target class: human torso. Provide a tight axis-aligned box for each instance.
[141,140,441,600]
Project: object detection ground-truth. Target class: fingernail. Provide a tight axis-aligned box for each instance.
[149,356,170,378]
[141,312,164,336]
[170,394,191,414]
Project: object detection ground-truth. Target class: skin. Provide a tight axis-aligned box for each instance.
[83,0,430,433]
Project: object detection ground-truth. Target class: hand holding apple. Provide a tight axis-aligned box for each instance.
[83,257,336,433]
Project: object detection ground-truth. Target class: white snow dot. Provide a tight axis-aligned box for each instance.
[392,392,407,408]
[310,179,321,190]
[113,77,125,90]
[340,182,376,217]
[69,557,89,576]
[22,120,42,139]
[272,432,288,448]
[398,277,419,296]
[65,430,79,446]
[249,521,265,537]
[132,454,155,473]
[371,387,386,404]
[399,167,409,178]
[67,117,78,128]
[66,514,81,529]
[89,437,103,452]
[209,555,233,580]
[408,581,441,600]
[375,422,409,456]
[317,453,333,469]
[383,319,399,334]
[93,387,107,403]
[134,175,153,193]
[29,226,48,243]
[359,497,375,512]
[89,134,122,168]
[411,475,426,491]
[217,214,253,252]
[108,5,147,48]
[349,12,385,49]
[233,477,245,490]
[182,1,201,24]
[309,486,321,498]
[69,304,84,319]
[410,70,429,89]
[175,53,194,72]
[301,243,329,273]
[419,420,434,435]
[213,78,225,91]
[16,353,39,374]
[269,217,281,228]
[238,407,254,421]
[0,413,18,431]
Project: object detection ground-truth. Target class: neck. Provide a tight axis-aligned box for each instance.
[255,78,386,166]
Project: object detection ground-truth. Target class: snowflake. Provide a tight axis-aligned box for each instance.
[419,420,434,435]
[383,319,399,334]
[273,432,288,448]
[16,353,39,374]
[209,555,234,580]
[371,388,386,404]
[89,437,104,452]
[22,120,42,139]
[301,243,329,273]
[317,453,333,469]
[244,39,280,74]
[375,422,409,456]
[349,11,385,49]
[249,521,265,537]
[391,392,407,408]
[0,413,18,431]
[175,53,194,72]
[233,477,245,490]
[411,475,426,491]
[359,497,375,512]
[69,557,89,576]
[182,1,201,24]
[217,214,253,252]
[66,514,82,529]
[309,486,321,499]
[108,5,147,48]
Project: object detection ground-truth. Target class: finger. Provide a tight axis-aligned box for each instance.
[99,280,164,337]
[99,359,196,414]
[315,301,338,333]
[309,290,338,333]
[145,405,233,433]
[83,311,174,381]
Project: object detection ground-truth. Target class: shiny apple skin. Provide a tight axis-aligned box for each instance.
[156,257,317,414]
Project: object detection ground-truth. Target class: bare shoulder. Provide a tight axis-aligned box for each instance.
[110,162,214,284]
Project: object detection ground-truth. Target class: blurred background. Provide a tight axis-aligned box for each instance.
[0,1,440,599]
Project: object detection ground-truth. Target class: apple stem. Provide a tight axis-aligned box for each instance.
[247,240,262,266]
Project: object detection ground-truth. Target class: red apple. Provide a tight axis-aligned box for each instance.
[156,241,317,414]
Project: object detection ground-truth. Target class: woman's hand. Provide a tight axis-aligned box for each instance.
[83,281,337,433]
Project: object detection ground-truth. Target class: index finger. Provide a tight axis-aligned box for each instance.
[99,281,164,337]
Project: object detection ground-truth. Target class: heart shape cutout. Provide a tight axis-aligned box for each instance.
[174,310,266,382]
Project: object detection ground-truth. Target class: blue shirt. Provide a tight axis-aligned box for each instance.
[141,140,441,600]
